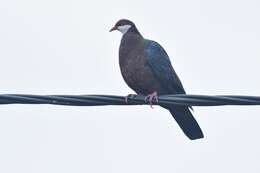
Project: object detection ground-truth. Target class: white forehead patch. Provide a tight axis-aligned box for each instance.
[117,25,132,34]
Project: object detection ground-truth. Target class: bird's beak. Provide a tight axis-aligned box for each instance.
[109,26,117,32]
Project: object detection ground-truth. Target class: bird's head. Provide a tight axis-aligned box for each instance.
[109,19,138,35]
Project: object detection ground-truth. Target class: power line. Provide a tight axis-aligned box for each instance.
[0,94,260,107]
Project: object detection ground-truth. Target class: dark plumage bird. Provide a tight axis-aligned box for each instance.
[110,19,203,140]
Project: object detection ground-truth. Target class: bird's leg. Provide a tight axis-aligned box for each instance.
[144,91,158,108]
[125,94,138,103]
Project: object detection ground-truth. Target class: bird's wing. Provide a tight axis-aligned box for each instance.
[145,40,202,139]
[144,40,186,94]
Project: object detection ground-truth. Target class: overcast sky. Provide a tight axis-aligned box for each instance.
[0,0,260,172]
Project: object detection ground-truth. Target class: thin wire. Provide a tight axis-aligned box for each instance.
[0,94,260,107]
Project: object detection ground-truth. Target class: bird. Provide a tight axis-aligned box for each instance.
[110,19,203,140]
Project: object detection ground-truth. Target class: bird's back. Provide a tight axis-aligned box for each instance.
[143,39,187,95]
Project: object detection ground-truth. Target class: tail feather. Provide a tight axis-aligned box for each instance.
[163,105,204,140]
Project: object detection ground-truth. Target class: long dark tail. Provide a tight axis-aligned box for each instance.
[163,105,204,140]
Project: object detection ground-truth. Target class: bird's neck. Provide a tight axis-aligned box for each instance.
[119,30,145,67]
[125,26,142,36]
[121,28,143,45]
[120,31,143,49]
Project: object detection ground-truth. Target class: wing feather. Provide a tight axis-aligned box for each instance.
[145,40,186,94]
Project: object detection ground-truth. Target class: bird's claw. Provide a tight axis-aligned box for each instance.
[144,92,158,108]
[125,94,138,103]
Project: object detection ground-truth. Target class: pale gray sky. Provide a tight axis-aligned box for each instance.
[0,0,260,172]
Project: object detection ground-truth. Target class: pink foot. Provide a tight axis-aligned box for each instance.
[144,91,158,108]
[125,94,138,103]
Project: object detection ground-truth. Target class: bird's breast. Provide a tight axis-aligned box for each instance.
[119,44,164,95]
[119,47,144,87]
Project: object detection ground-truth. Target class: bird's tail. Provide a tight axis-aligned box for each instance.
[162,105,204,140]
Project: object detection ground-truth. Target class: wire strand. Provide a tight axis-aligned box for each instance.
[0,94,260,107]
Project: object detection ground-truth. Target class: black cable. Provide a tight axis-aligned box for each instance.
[0,94,259,107]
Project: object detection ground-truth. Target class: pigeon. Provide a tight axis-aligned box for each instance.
[110,19,203,140]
